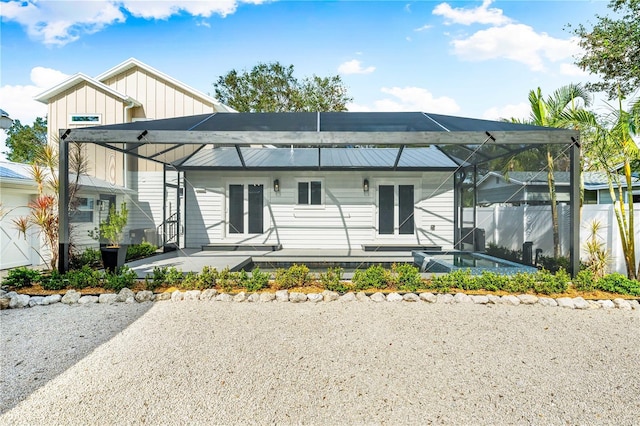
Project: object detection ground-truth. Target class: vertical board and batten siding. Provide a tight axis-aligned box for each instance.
[47,83,126,186]
[184,171,454,250]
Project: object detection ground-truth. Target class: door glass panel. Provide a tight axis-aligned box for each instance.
[248,184,263,234]
[379,185,394,235]
[310,181,322,205]
[399,185,414,234]
[229,184,244,234]
[298,182,309,205]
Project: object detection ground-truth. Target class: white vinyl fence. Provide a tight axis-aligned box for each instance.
[464,204,640,275]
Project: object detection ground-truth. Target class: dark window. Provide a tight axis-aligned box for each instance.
[298,182,309,205]
[583,190,598,205]
[70,197,94,223]
[398,185,414,234]
[378,185,394,235]
[229,184,244,234]
[248,184,263,234]
[298,181,322,205]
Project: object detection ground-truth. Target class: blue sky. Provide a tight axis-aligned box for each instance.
[0,0,614,158]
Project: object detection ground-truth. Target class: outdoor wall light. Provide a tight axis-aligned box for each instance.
[274,179,280,192]
[363,178,369,193]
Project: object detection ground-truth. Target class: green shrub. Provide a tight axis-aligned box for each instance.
[537,255,570,273]
[3,267,41,288]
[486,243,521,263]
[274,264,310,289]
[319,267,349,293]
[145,266,168,291]
[165,267,183,286]
[42,269,67,291]
[392,263,423,292]
[198,266,217,289]
[428,269,476,292]
[66,265,102,289]
[504,272,536,293]
[574,269,596,292]
[596,274,640,296]
[352,264,391,290]
[476,271,510,292]
[126,242,158,261]
[246,267,270,292]
[217,267,238,292]
[69,248,102,269]
[180,271,199,289]
[103,266,137,292]
[533,269,569,295]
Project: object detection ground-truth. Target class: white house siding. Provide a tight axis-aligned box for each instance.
[125,171,164,245]
[0,190,44,269]
[184,171,454,250]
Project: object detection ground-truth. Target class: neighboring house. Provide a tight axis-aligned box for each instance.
[0,109,12,129]
[476,171,640,206]
[34,58,233,251]
[0,160,130,269]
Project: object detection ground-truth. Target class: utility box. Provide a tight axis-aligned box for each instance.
[523,241,534,265]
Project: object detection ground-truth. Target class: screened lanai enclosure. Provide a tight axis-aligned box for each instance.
[57,112,580,274]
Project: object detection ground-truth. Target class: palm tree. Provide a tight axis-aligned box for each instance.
[584,93,640,279]
[509,84,592,258]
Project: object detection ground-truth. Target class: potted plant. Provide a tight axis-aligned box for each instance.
[91,201,129,272]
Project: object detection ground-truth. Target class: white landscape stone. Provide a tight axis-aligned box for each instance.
[44,294,61,305]
[61,290,80,305]
[403,293,420,302]
[470,295,489,304]
[340,292,357,302]
[216,293,234,302]
[453,293,473,303]
[259,292,276,302]
[289,292,307,303]
[573,297,590,310]
[487,295,502,304]
[321,290,339,302]
[99,293,118,304]
[355,292,370,302]
[437,294,454,304]
[171,290,184,302]
[199,289,217,301]
[28,296,45,307]
[613,298,632,310]
[538,297,558,307]
[247,293,261,303]
[597,299,615,309]
[501,295,521,306]
[125,296,136,304]
[386,292,403,302]
[135,290,154,303]
[155,292,171,301]
[307,293,323,303]
[627,299,639,310]
[370,292,386,303]
[233,292,247,302]
[78,295,99,304]
[517,294,538,305]
[116,288,135,303]
[419,292,437,303]
[556,297,575,309]
[275,290,289,302]
[184,290,202,301]
[10,294,30,308]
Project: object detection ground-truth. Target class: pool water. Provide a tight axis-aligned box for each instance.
[413,251,537,275]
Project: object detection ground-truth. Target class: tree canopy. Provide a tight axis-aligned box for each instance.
[3,116,48,163]
[569,0,640,99]
[213,62,352,112]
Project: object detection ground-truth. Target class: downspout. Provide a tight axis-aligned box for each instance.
[123,99,137,188]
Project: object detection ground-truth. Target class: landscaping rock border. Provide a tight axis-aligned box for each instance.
[1,288,639,311]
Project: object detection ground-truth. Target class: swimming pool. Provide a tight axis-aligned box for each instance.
[412,251,537,275]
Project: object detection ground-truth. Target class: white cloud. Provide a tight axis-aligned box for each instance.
[0,0,266,46]
[0,67,69,159]
[414,24,432,32]
[559,62,588,77]
[482,102,530,121]
[348,86,460,113]
[433,0,511,26]
[338,59,376,75]
[450,24,582,71]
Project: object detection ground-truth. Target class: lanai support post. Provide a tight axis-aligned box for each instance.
[569,137,581,277]
[58,130,70,273]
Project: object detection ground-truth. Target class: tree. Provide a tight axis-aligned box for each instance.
[569,0,640,99]
[213,62,352,112]
[3,117,48,163]
[584,94,640,279]
[507,84,592,258]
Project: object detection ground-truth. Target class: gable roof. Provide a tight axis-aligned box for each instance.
[35,58,233,112]
[95,58,234,112]
[34,73,141,106]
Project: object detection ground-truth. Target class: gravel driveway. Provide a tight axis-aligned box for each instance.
[1,300,639,425]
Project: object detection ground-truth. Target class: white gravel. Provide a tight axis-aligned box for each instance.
[1,301,639,425]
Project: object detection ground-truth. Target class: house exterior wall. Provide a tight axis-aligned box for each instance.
[184,170,455,250]
[0,188,44,269]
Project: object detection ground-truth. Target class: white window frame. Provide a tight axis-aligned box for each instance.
[295,178,325,208]
[69,114,102,125]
